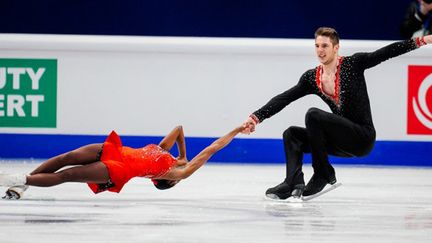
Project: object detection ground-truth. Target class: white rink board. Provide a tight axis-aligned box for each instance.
[0,34,431,141]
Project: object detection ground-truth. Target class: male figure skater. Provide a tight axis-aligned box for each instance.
[242,27,432,200]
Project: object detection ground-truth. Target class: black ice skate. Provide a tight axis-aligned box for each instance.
[303,173,337,198]
[290,184,305,199]
[265,180,305,200]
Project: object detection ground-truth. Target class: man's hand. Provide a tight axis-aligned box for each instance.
[241,116,257,134]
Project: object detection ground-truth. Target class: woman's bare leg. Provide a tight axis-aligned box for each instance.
[30,144,103,175]
[3,145,105,198]
[26,161,110,187]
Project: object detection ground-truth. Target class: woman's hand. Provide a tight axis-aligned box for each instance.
[424,35,432,44]
[241,117,257,134]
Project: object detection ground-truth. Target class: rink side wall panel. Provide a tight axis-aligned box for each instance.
[0,35,431,166]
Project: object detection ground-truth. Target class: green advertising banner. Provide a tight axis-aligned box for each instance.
[0,59,57,127]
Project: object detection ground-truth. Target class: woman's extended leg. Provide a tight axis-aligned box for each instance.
[2,144,105,198]
[26,161,110,187]
[30,144,103,175]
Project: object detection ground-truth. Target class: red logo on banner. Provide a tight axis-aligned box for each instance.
[407,65,432,135]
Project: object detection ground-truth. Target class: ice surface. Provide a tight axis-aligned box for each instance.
[0,162,431,243]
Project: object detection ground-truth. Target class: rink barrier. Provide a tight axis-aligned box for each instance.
[0,133,430,167]
[1,35,431,166]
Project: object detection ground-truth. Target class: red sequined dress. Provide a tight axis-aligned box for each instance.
[88,131,177,193]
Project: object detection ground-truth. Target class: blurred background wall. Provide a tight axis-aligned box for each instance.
[1,0,411,40]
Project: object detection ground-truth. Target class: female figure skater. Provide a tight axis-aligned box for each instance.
[0,125,243,199]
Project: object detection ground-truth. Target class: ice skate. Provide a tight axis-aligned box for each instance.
[265,180,305,200]
[2,185,28,200]
[265,180,291,200]
[302,173,337,200]
[0,173,27,187]
[302,182,341,201]
[290,184,305,199]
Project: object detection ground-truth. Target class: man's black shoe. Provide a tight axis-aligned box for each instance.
[266,181,305,200]
[266,180,291,199]
[290,184,305,199]
[303,173,337,197]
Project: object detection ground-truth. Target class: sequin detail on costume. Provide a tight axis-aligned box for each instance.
[253,39,421,127]
[316,56,344,107]
[122,144,177,178]
[87,131,177,194]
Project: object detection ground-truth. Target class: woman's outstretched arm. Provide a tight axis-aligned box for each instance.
[160,126,243,180]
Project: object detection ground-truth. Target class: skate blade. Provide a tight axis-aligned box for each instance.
[2,189,22,200]
[265,193,279,200]
[302,182,342,201]
[264,194,303,203]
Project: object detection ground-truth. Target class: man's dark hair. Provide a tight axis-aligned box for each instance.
[315,27,340,46]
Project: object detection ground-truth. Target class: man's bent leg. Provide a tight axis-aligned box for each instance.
[266,126,310,199]
[303,108,374,197]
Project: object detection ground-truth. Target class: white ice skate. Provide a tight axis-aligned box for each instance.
[2,185,29,200]
[0,173,27,187]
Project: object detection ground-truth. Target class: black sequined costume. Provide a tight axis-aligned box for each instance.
[252,38,423,188]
